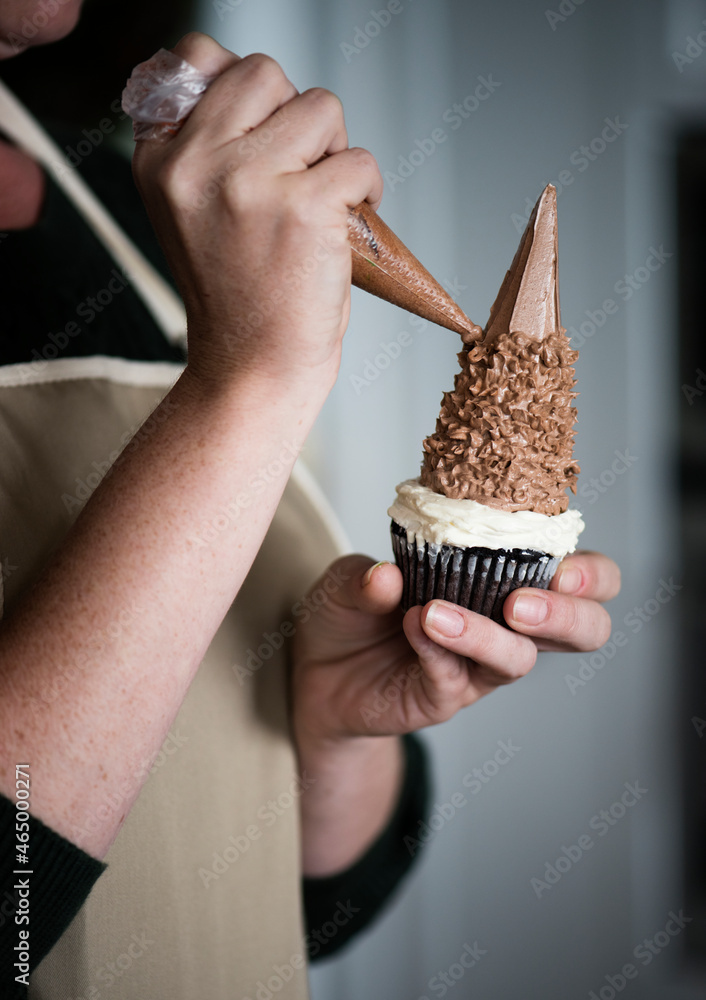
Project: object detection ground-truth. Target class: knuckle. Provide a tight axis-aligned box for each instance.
[224,165,263,208]
[304,87,344,119]
[277,183,308,226]
[553,596,612,651]
[154,149,194,199]
[591,608,613,650]
[578,551,622,601]
[553,595,583,639]
[334,552,368,580]
[607,562,622,600]
[577,557,599,593]
[347,146,380,176]
[584,555,608,594]
[154,148,238,213]
[176,30,209,53]
[466,619,536,683]
[502,641,537,682]
[241,51,285,88]
[174,31,219,67]
[279,182,326,231]
[466,619,498,663]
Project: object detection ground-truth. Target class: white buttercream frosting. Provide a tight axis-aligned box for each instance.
[388,479,584,559]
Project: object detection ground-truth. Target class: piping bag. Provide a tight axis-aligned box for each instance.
[122,49,477,337]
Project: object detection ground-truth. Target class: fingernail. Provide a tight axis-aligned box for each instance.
[512,593,549,625]
[426,601,464,637]
[362,561,389,587]
[555,566,582,595]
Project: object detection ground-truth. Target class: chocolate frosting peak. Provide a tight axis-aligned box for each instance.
[485,185,560,347]
[420,185,580,515]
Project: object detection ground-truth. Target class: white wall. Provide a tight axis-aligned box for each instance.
[200,0,703,997]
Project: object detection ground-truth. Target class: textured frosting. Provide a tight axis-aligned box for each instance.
[348,201,480,338]
[420,185,580,516]
[389,480,584,559]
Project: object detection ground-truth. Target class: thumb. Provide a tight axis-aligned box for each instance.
[309,554,403,617]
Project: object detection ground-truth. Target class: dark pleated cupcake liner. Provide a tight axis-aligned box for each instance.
[390,519,560,626]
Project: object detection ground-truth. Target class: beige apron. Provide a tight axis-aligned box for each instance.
[0,84,347,1000]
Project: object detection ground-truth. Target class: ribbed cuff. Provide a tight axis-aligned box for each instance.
[0,791,106,996]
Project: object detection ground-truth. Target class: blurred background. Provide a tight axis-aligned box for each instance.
[4,0,705,996]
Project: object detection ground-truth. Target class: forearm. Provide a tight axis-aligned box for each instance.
[0,364,327,859]
[297,732,404,876]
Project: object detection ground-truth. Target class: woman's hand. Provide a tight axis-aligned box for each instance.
[131,33,383,397]
[291,551,619,874]
[292,551,620,742]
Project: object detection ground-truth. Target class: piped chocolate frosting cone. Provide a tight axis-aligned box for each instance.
[484,184,560,347]
[349,200,479,338]
[420,184,580,515]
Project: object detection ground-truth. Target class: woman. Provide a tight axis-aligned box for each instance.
[0,4,620,996]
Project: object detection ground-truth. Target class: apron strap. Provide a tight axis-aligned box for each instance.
[0,79,187,346]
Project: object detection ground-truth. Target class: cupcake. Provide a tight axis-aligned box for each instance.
[388,185,585,625]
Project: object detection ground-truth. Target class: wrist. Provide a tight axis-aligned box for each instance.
[182,337,340,413]
[297,730,405,876]
[295,727,402,779]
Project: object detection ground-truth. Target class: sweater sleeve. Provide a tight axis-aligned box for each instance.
[0,792,106,998]
[302,732,431,962]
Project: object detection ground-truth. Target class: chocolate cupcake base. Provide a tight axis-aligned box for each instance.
[390,519,560,626]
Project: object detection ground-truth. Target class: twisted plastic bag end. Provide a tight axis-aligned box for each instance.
[121,47,216,142]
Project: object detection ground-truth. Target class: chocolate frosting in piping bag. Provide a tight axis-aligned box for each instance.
[121,51,476,336]
[349,201,479,338]
[420,185,580,516]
